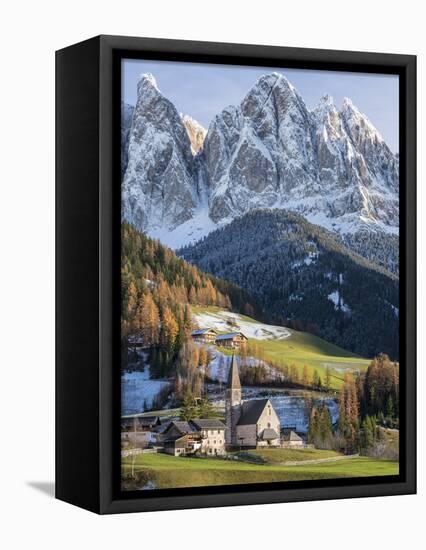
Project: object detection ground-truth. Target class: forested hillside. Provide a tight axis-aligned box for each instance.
[121,223,259,380]
[179,209,399,359]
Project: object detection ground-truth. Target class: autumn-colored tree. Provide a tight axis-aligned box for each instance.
[324,367,331,390]
[289,364,299,384]
[337,373,360,453]
[126,279,138,322]
[302,365,310,387]
[189,286,197,304]
[198,346,208,368]
[134,292,160,346]
[182,305,193,338]
[160,307,179,355]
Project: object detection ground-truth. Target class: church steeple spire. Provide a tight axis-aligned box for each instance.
[227,353,241,390]
[225,353,242,446]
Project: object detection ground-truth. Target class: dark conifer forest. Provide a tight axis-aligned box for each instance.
[179,209,399,359]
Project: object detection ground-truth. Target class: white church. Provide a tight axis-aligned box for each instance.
[225,355,281,448]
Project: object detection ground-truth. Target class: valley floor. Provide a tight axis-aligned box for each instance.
[121,449,398,491]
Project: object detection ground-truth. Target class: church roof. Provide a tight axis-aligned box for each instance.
[259,428,279,440]
[227,354,241,390]
[237,398,270,425]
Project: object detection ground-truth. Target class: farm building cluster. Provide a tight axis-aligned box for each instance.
[121,355,304,457]
[191,328,248,349]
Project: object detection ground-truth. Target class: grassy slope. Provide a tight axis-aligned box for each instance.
[247,448,340,463]
[122,452,398,489]
[191,306,370,389]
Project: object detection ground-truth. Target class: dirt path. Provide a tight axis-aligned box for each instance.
[278,454,359,466]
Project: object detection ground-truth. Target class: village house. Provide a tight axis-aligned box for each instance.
[192,419,226,455]
[162,419,226,456]
[121,415,161,433]
[225,355,281,448]
[215,331,248,349]
[191,328,217,345]
[281,428,304,448]
[127,333,145,348]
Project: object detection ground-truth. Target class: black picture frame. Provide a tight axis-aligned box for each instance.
[56,34,416,514]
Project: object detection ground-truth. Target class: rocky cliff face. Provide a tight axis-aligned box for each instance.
[121,71,399,272]
[182,115,207,154]
[121,74,198,233]
[121,101,134,176]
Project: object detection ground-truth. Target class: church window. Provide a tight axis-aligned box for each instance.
[267,422,271,428]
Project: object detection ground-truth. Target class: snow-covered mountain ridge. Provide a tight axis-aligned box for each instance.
[121,72,399,270]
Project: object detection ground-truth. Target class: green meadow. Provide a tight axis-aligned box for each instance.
[191,306,370,389]
[122,451,398,490]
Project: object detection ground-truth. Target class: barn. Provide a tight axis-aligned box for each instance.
[191,328,217,345]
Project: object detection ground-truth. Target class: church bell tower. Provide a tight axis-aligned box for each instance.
[225,353,242,446]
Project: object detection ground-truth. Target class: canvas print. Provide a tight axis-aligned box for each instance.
[120,59,400,492]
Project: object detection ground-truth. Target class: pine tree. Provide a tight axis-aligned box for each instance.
[386,395,394,420]
[198,395,215,418]
[361,415,376,451]
[180,391,197,421]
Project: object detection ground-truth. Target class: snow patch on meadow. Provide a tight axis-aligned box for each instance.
[193,309,291,341]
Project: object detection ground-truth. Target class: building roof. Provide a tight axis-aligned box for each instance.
[164,419,226,437]
[191,419,226,430]
[282,430,303,442]
[227,354,241,390]
[137,416,160,426]
[259,428,279,440]
[192,328,217,336]
[216,332,247,340]
[163,421,196,436]
[237,398,271,425]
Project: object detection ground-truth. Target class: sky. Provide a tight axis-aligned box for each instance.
[122,59,399,153]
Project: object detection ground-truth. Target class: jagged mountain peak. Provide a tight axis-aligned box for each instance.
[241,72,304,119]
[181,114,207,154]
[137,72,159,92]
[340,97,385,144]
[315,94,336,114]
[313,95,340,128]
[121,72,198,235]
[122,70,399,273]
